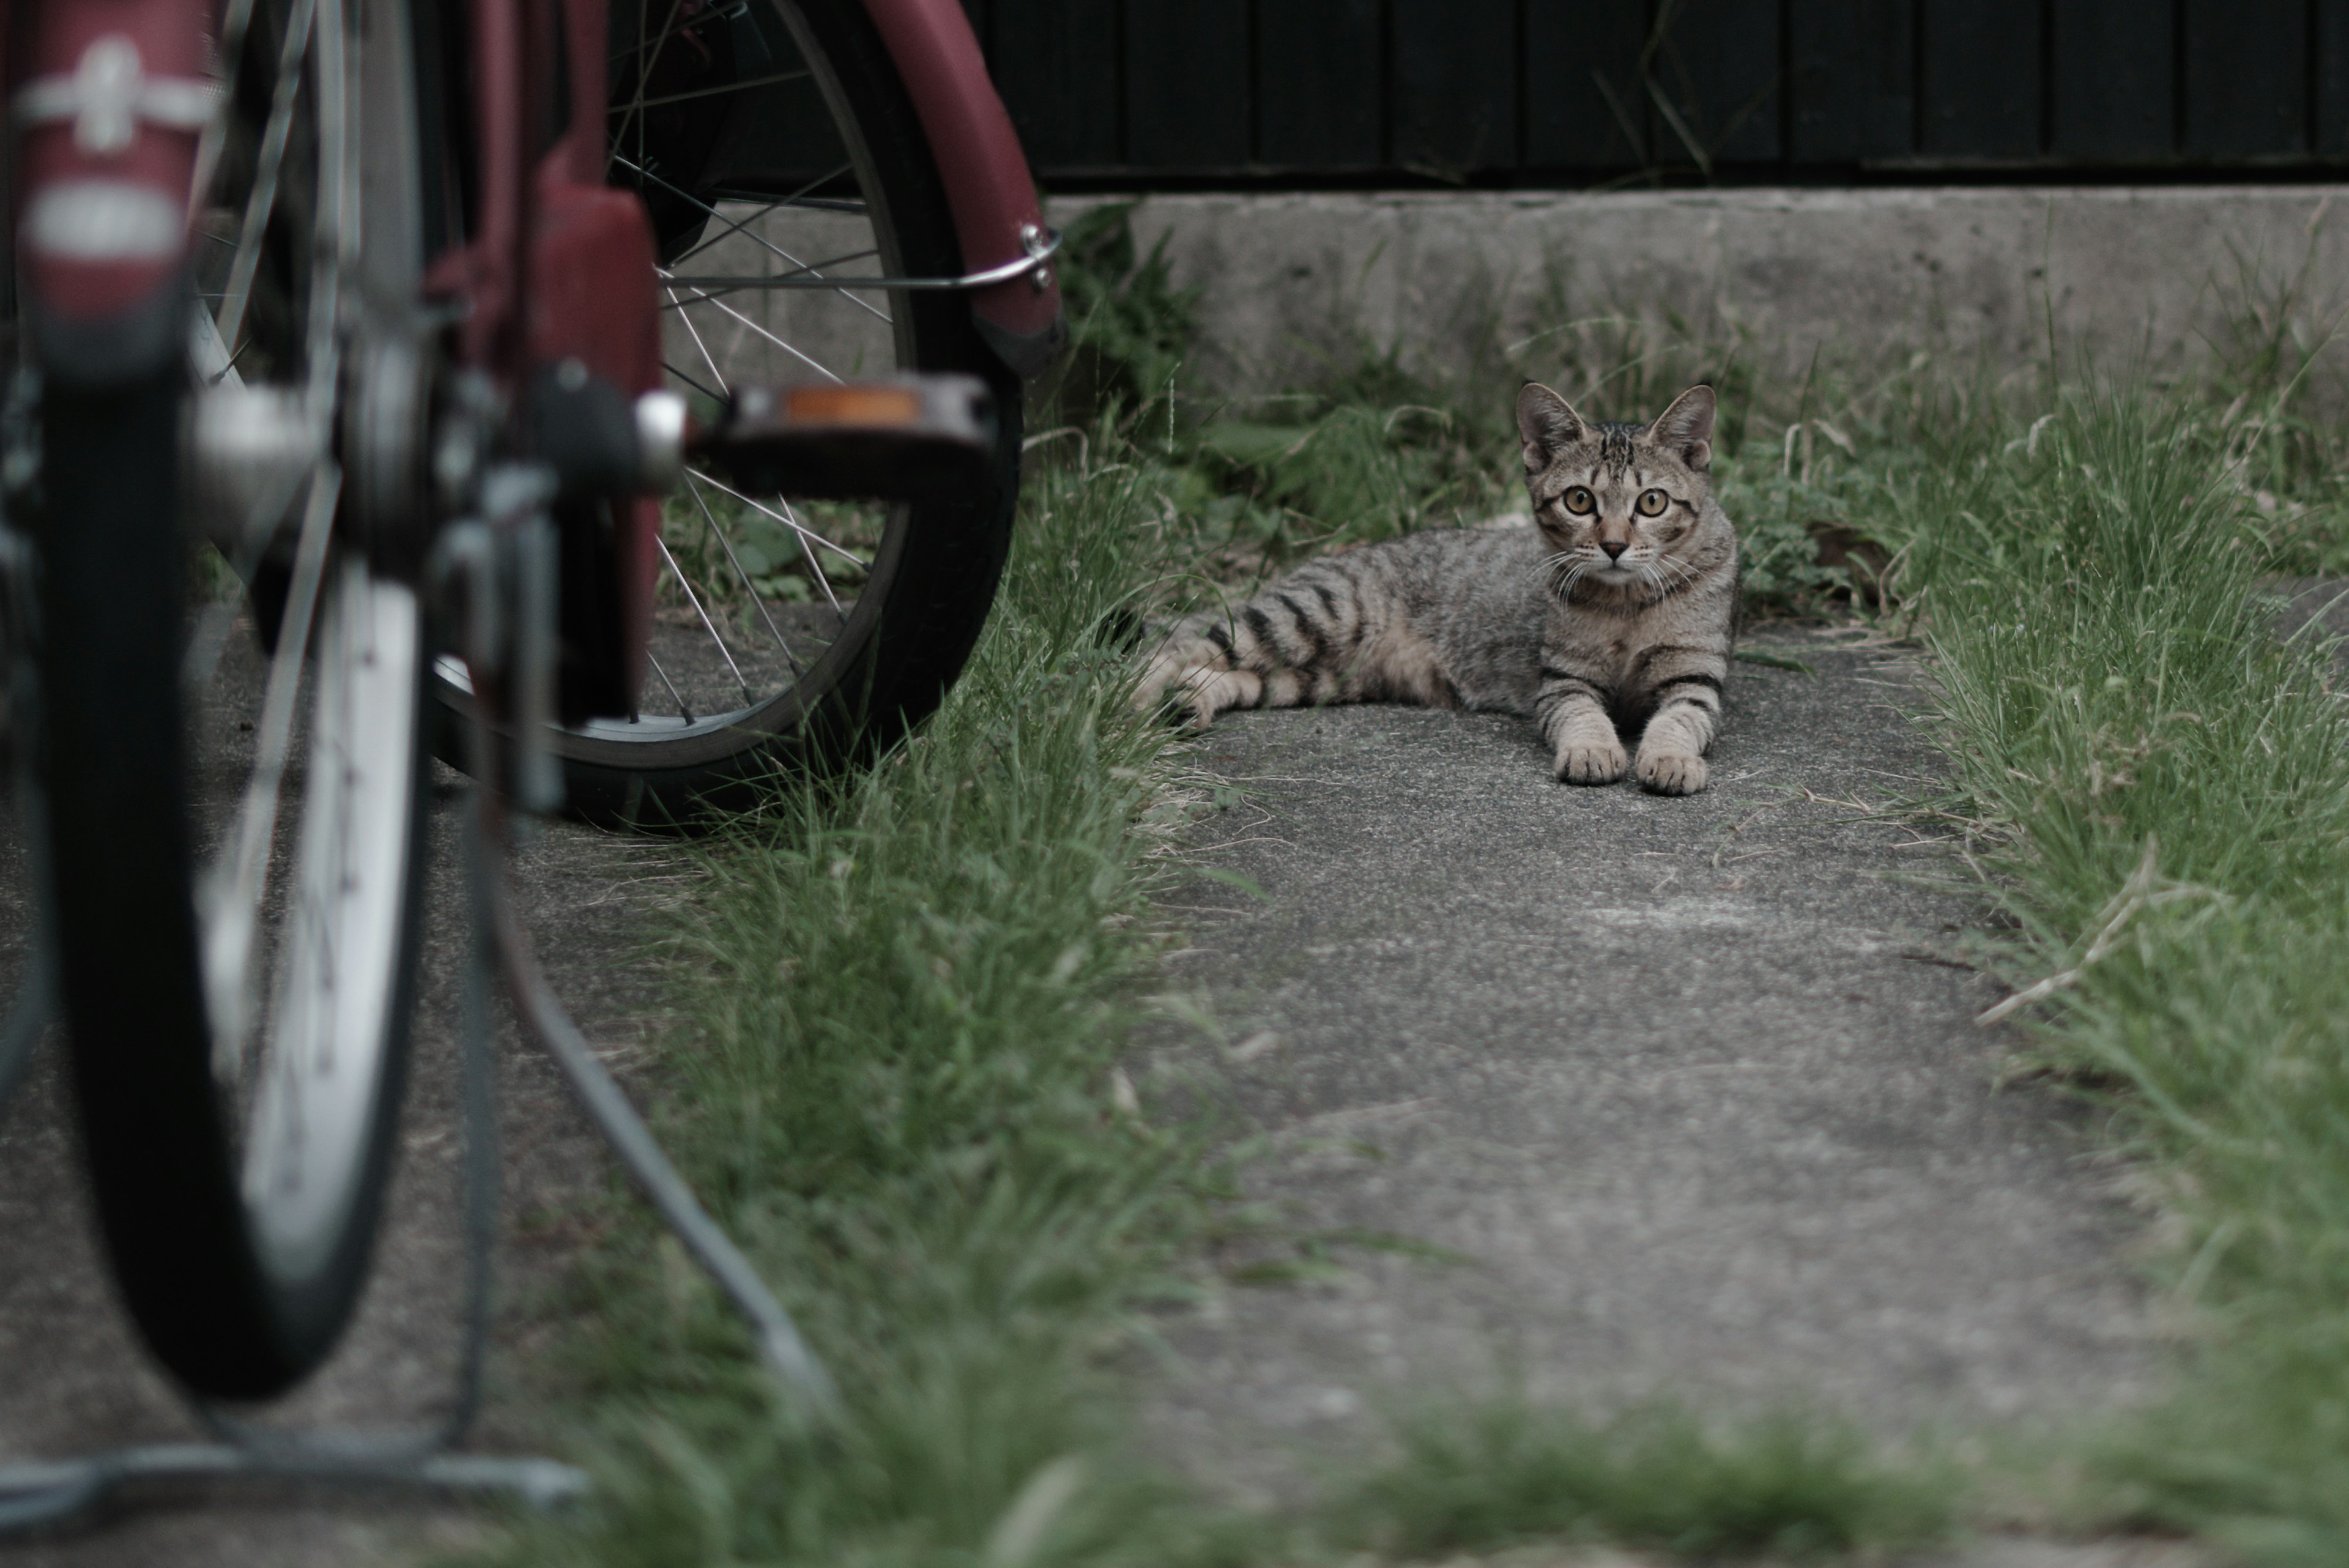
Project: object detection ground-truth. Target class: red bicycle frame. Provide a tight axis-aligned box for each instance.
[8,0,1062,681]
[426,0,1061,386]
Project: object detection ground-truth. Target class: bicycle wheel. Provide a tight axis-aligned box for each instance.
[431,0,1023,824]
[28,0,431,1399]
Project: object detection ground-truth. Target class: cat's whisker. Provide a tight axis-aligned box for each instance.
[1532,550,1579,599]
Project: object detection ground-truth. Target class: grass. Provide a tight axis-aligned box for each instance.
[1340,1396,1954,1562]
[1878,379,2349,1564]
[463,449,1249,1567]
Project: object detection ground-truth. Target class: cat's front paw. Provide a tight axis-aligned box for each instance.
[1555,739,1629,785]
[1636,748,1709,795]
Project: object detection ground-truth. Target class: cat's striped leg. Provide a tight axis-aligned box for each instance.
[1537,663,1628,784]
[1631,671,1723,795]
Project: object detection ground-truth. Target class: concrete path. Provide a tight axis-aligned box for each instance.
[1137,630,2164,1509]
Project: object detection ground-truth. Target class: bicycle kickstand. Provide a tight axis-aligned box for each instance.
[0,830,588,1535]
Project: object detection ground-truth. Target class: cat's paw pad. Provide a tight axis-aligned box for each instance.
[1555,740,1629,784]
[1636,748,1709,795]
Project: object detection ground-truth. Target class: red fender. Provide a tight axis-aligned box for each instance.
[7,0,208,383]
[859,0,1065,379]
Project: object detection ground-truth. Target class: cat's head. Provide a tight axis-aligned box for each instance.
[1517,382,1716,595]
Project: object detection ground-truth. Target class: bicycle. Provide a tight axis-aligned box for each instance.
[3,0,1060,1410]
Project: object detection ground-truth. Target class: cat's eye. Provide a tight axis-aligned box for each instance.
[1562,486,1596,515]
[1636,488,1669,517]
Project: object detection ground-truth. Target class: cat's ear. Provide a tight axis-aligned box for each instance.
[1644,384,1716,472]
[1516,383,1587,472]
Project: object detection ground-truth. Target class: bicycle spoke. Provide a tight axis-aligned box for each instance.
[191,301,243,387]
[304,0,349,417]
[665,278,844,384]
[655,535,754,705]
[667,286,732,395]
[634,67,811,111]
[661,359,727,403]
[179,462,311,695]
[785,503,845,622]
[215,0,322,357]
[703,189,866,217]
[667,165,856,267]
[685,474,802,675]
[644,648,693,722]
[190,0,264,205]
[199,463,341,1079]
[686,467,866,577]
[624,158,889,326]
[659,247,881,302]
[612,0,693,180]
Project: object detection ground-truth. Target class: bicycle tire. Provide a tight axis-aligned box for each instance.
[30,0,431,1400]
[439,0,1023,826]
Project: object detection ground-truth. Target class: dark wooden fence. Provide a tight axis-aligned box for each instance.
[956,1,2349,186]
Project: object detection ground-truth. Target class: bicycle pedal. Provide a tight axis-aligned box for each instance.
[689,374,995,502]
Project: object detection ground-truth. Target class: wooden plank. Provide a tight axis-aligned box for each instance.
[2319,0,2349,154]
[1525,1,1650,169]
[2049,0,2173,159]
[989,0,1122,173]
[2182,0,2306,157]
[1917,0,2042,158]
[1654,0,1782,167]
[1390,0,1518,174]
[1789,0,1913,162]
[1258,0,1382,168]
[1125,0,1249,169]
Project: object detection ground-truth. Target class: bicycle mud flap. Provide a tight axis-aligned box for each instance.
[687,373,996,503]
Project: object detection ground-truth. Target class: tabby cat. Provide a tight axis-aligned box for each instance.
[1136,382,1739,795]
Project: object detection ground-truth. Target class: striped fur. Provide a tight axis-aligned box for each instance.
[1137,382,1739,795]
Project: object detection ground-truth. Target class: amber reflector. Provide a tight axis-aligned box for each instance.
[784,384,924,426]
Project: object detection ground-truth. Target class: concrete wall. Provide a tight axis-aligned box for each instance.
[1057,186,2349,398]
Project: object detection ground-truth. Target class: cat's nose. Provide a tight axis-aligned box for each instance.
[1600,540,1627,560]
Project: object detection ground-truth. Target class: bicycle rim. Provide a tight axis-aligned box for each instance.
[36,0,430,1398]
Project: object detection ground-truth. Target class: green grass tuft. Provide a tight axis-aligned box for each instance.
[1892,379,2349,1561]
[1342,1397,1956,1562]
[458,447,1260,1568]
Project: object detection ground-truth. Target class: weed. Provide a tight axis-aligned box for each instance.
[1341,1395,1956,1562]
[1041,201,1203,431]
[1897,380,2349,1561]
[460,445,1258,1568]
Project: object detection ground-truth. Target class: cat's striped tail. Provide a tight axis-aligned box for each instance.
[1135,565,1376,727]
[1134,609,1275,727]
